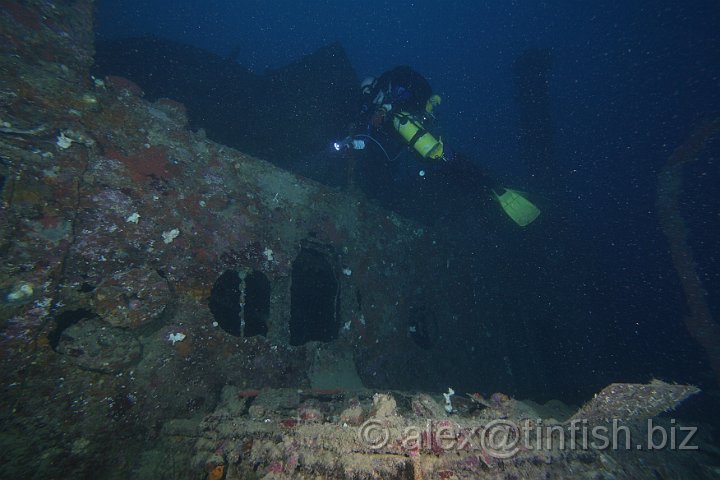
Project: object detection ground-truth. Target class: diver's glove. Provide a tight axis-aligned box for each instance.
[371,109,386,128]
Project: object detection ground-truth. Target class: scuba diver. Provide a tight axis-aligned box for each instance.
[335,65,541,227]
[359,65,448,161]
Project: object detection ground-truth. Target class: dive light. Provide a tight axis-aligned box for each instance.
[334,137,365,151]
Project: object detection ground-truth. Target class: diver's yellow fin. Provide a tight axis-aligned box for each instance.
[493,188,541,227]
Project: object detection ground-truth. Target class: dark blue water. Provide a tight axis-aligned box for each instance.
[96,0,720,406]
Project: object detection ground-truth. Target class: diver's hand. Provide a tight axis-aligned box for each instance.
[371,109,386,127]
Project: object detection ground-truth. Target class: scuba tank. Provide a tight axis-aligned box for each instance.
[392,111,444,160]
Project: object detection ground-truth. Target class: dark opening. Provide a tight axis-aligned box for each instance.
[49,308,95,351]
[208,269,270,337]
[244,270,270,337]
[290,248,339,345]
[408,303,439,350]
[209,270,242,336]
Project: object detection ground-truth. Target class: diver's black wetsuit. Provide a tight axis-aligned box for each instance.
[355,68,502,222]
[361,66,433,122]
[359,66,434,156]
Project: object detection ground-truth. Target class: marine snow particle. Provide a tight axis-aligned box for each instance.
[162,228,180,244]
[342,267,352,276]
